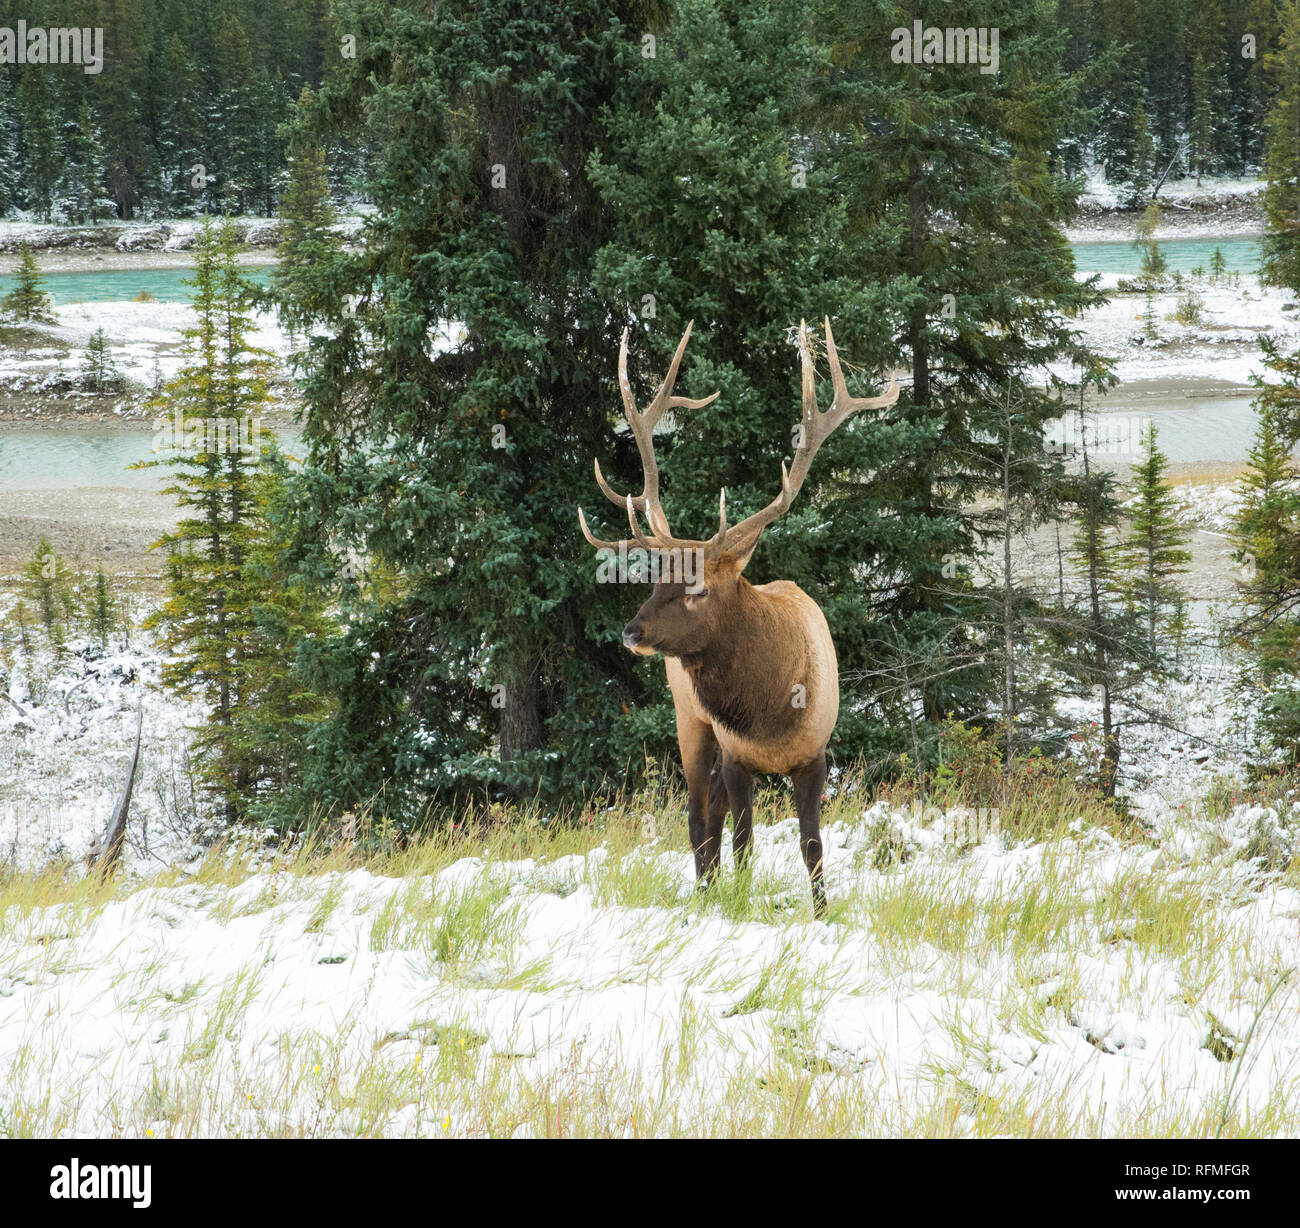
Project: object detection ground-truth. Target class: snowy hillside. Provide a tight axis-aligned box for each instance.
[2,798,1298,1138]
[3,614,1294,1137]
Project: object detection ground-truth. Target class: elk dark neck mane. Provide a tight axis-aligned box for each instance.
[674,582,803,742]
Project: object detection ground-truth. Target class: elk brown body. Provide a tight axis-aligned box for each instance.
[579,319,898,917]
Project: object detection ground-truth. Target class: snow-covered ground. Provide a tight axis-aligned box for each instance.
[0,301,293,393]
[1,783,1297,1137]
[0,216,283,256]
[1078,171,1264,213]
[1068,171,1264,242]
[1058,277,1299,387]
[0,211,373,264]
[3,604,1298,1136]
[0,610,209,874]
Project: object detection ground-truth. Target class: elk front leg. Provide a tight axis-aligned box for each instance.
[679,718,721,890]
[722,758,754,871]
[790,754,828,919]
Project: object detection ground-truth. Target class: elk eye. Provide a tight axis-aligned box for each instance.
[686,587,709,601]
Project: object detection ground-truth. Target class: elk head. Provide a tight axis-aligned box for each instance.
[578,319,899,658]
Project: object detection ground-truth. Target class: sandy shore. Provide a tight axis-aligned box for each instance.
[1091,376,1254,402]
[0,485,179,578]
[0,414,300,577]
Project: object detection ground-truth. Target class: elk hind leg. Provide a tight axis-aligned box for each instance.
[790,753,828,919]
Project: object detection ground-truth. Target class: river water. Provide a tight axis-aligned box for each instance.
[0,265,272,303]
[1082,387,1258,466]
[0,394,1257,490]
[0,425,306,490]
[1070,235,1259,275]
[0,238,1259,302]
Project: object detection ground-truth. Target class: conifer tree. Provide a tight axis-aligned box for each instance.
[1232,401,1300,617]
[2,243,55,323]
[1134,203,1168,288]
[0,69,21,216]
[213,11,265,216]
[142,218,276,820]
[1251,333,1300,448]
[1242,0,1284,170]
[1141,0,1188,160]
[1231,397,1300,762]
[56,99,110,224]
[1167,590,1191,671]
[22,536,76,658]
[90,567,118,653]
[1263,0,1300,292]
[251,67,290,216]
[1189,56,1216,183]
[272,87,342,341]
[1124,100,1157,207]
[1056,424,1146,798]
[80,328,118,392]
[95,0,154,218]
[980,388,1066,756]
[1121,422,1191,664]
[16,67,59,221]
[1141,292,1159,340]
[227,449,337,824]
[1187,2,1237,175]
[154,32,203,215]
[9,601,32,656]
[1090,20,1146,193]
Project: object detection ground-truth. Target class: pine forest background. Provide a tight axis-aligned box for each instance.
[7,0,1300,835]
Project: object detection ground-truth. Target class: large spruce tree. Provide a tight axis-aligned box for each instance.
[282,0,688,817]
[265,0,1111,824]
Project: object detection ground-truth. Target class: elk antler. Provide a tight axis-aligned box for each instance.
[579,321,723,552]
[577,317,898,565]
[720,318,899,562]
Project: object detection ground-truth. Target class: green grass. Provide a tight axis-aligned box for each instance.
[5,769,1300,1138]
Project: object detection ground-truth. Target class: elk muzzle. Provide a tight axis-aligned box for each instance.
[621,618,657,655]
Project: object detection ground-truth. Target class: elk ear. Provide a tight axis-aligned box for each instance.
[725,531,764,574]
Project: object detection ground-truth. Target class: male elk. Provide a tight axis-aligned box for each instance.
[579,319,898,917]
